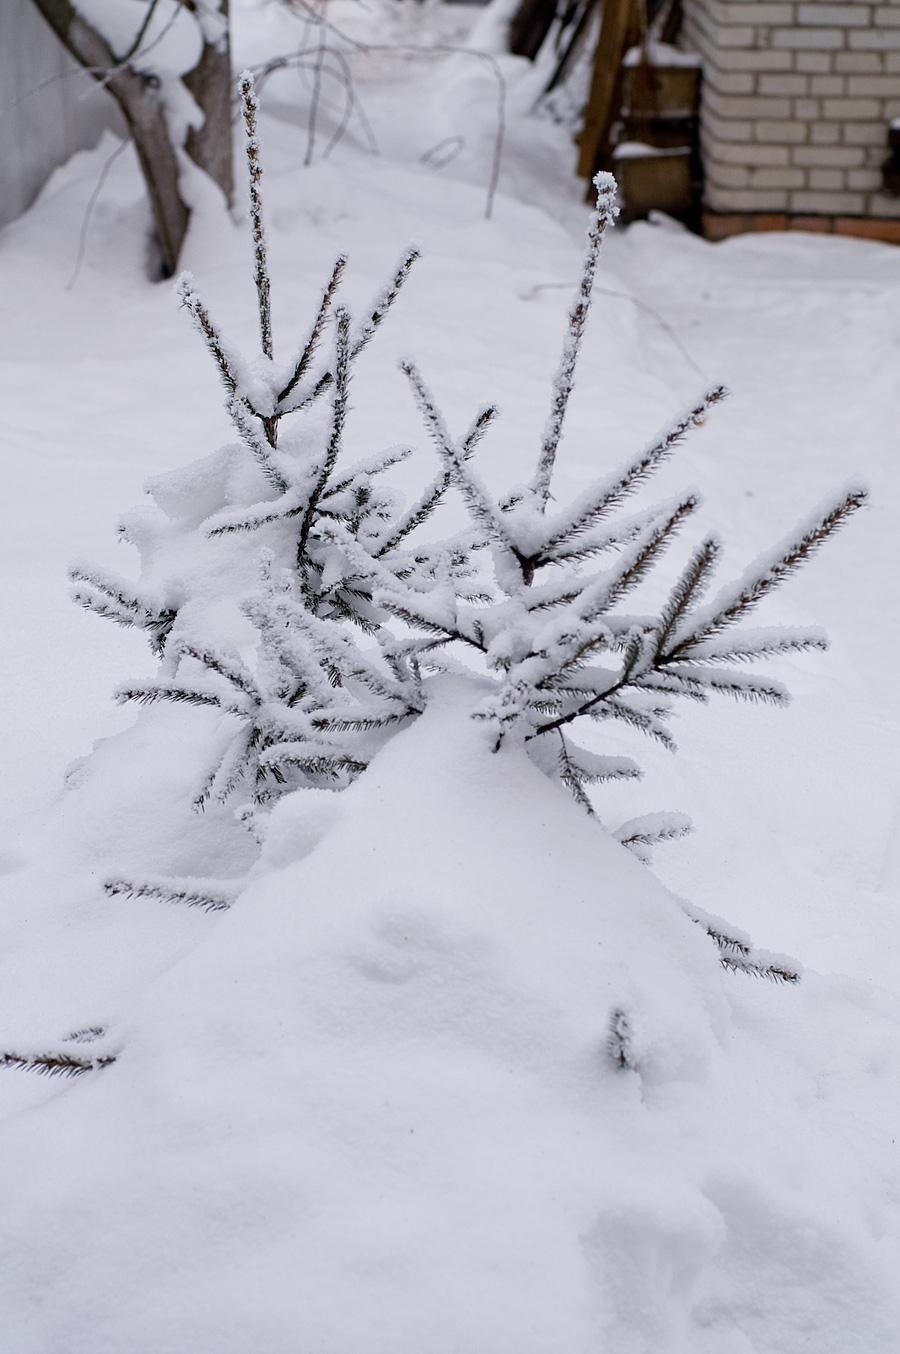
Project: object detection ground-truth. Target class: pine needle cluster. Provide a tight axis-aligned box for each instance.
[0,1027,116,1079]
[394,176,865,803]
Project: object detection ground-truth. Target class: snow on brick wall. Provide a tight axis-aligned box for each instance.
[0,0,124,230]
[682,0,900,217]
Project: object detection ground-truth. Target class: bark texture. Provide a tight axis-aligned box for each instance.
[181,0,234,208]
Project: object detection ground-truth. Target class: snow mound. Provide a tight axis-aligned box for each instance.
[0,682,896,1353]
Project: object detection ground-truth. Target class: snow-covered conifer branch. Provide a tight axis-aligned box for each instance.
[460,403,500,461]
[679,901,801,983]
[539,503,678,568]
[104,877,236,911]
[351,246,420,360]
[226,395,288,491]
[0,1049,116,1077]
[199,726,260,807]
[607,1007,634,1070]
[373,407,496,559]
[281,599,423,710]
[175,273,240,396]
[401,361,519,570]
[587,696,677,749]
[377,593,462,640]
[64,1027,106,1044]
[204,487,311,537]
[115,683,249,718]
[649,668,790,706]
[654,537,722,655]
[279,370,334,418]
[68,565,177,655]
[174,642,260,700]
[613,812,693,864]
[259,745,367,782]
[277,254,347,409]
[592,494,700,613]
[673,629,828,666]
[537,388,725,560]
[325,446,413,499]
[531,172,618,509]
[671,486,867,651]
[373,476,450,556]
[298,309,352,561]
[720,953,800,982]
[552,737,641,814]
[239,71,273,360]
[556,735,597,814]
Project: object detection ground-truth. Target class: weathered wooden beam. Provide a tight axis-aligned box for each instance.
[577,0,636,180]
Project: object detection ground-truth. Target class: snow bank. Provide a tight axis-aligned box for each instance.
[0,682,896,1352]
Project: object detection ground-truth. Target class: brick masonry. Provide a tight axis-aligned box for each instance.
[682,0,900,224]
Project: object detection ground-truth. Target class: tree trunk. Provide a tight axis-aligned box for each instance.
[29,0,193,277]
[181,0,234,209]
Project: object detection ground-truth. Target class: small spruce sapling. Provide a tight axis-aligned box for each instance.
[60,86,862,997]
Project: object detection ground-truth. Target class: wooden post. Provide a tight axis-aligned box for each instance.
[577,0,637,181]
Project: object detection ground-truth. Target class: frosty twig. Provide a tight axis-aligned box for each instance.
[240,71,273,361]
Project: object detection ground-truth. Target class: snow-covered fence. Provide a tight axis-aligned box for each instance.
[0,0,124,231]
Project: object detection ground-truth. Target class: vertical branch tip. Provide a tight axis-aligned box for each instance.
[239,70,273,360]
[530,172,619,511]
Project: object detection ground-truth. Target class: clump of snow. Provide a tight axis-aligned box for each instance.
[623,42,703,68]
[613,141,692,160]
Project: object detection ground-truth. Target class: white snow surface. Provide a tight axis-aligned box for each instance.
[1,2,899,1349]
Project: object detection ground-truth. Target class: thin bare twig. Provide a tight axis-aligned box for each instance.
[66,135,133,291]
[251,12,507,220]
[305,13,328,166]
[118,0,163,64]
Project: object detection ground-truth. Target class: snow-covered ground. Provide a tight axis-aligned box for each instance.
[0,2,898,1349]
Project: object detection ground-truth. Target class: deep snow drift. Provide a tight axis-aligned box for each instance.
[0,2,898,1349]
[1,681,897,1354]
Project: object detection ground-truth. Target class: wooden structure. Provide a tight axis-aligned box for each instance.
[577,0,642,180]
[572,0,900,239]
[576,0,701,221]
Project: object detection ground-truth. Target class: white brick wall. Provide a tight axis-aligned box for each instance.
[682,0,900,215]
